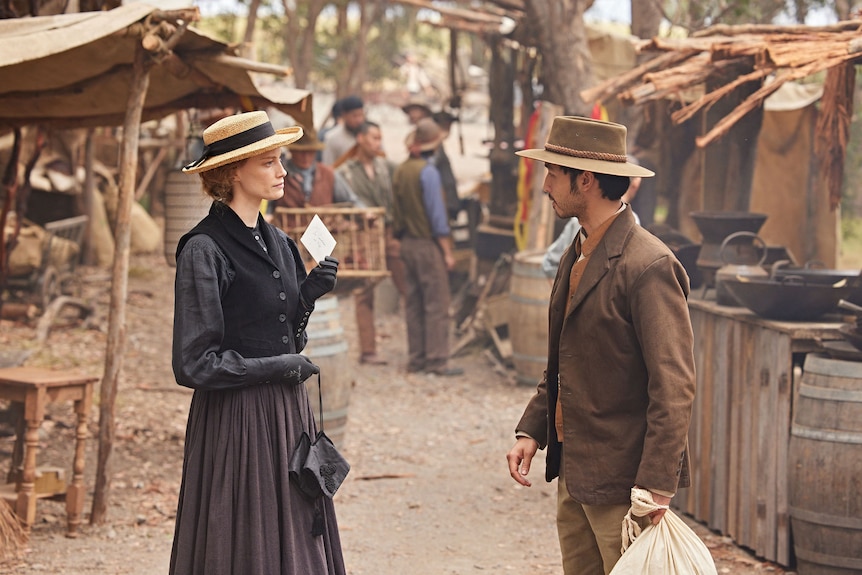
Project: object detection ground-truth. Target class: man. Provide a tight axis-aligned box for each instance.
[430,110,461,219]
[269,128,362,209]
[391,118,462,377]
[506,116,696,575]
[337,121,407,365]
[322,95,365,166]
[402,98,433,125]
[317,98,344,162]
[399,101,460,218]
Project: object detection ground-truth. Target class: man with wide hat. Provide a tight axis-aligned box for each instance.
[392,117,462,376]
[270,128,362,209]
[505,116,696,574]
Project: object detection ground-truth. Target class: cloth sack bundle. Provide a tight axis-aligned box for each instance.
[610,487,718,575]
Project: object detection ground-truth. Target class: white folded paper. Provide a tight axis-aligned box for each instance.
[300,214,337,264]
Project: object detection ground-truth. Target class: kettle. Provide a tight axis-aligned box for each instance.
[714,231,769,306]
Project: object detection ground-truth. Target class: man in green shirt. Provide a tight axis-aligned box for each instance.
[337,121,406,365]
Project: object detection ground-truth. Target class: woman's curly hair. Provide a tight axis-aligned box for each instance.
[198,159,247,203]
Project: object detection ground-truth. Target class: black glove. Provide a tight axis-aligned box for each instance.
[283,354,320,386]
[300,256,339,306]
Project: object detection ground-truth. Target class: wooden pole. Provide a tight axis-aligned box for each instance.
[90,40,151,525]
[82,129,96,266]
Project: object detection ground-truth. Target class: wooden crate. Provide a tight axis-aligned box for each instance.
[272,206,389,280]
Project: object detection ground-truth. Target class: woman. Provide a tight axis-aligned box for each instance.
[169,111,345,575]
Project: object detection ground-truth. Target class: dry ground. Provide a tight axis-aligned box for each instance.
[0,253,793,574]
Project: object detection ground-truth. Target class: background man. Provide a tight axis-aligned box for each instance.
[391,118,462,377]
[322,95,365,166]
[270,129,362,209]
[506,116,696,575]
[337,121,407,365]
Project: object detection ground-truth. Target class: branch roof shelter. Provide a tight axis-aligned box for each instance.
[582,22,862,210]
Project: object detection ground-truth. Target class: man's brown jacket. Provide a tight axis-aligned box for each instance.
[516,206,696,505]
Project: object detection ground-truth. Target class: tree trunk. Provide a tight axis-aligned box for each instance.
[334,1,350,98]
[344,0,380,97]
[523,0,593,116]
[241,0,261,60]
[631,0,662,44]
[90,41,150,525]
[282,0,325,91]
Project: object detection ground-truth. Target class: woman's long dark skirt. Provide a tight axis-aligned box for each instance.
[169,381,346,575]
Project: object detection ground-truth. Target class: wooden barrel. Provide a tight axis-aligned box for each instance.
[789,353,862,574]
[302,295,352,448]
[509,250,551,386]
[163,170,210,267]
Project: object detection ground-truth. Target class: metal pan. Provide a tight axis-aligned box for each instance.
[721,275,857,321]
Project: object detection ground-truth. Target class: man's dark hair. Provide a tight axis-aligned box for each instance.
[561,165,630,201]
[356,121,380,135]
[331,99,344,120]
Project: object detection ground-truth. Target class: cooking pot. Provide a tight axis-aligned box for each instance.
[714,232,769,306]
[771,261,862,304]
[721,274,856,321]
[690,211,768,288]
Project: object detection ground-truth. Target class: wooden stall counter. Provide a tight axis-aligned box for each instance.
[676,298,844,566]
[0,366,98,537]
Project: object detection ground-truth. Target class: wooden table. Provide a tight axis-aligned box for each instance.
[675,298,844,566]
[0,366,97,536]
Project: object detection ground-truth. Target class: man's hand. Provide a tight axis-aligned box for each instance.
[506,437,539,487]
[649,491,672,525]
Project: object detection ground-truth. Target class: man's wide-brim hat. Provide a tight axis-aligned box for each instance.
[405,117,445,152]
[516,116,654,178]
[402,98,432,118]
[183,111,303,174]
[288,127,326,152]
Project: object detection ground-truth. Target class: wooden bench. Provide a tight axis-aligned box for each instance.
[0,366,97,537]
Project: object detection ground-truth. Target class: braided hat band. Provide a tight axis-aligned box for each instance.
[516,116,654,178]
[544,142,627,163]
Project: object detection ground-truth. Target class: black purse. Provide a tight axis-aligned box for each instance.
[289,373,350,500]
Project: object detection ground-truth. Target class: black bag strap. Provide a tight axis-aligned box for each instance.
[293,371,324,434]
[314,372,324,433]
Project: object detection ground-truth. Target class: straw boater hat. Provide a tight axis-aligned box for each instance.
[516,116,654,178]
[287,128,326,152]
[183,111,303,174]
[405,117,446,152]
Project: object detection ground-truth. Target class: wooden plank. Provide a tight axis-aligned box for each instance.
[774,337,794,565]
[754,324,773,559]
[684,306,713,521]
[718,315,735,533]
[695,309,714,520]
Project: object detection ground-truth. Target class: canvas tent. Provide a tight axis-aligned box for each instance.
[0,1,313,130]
[749,81,836,267]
